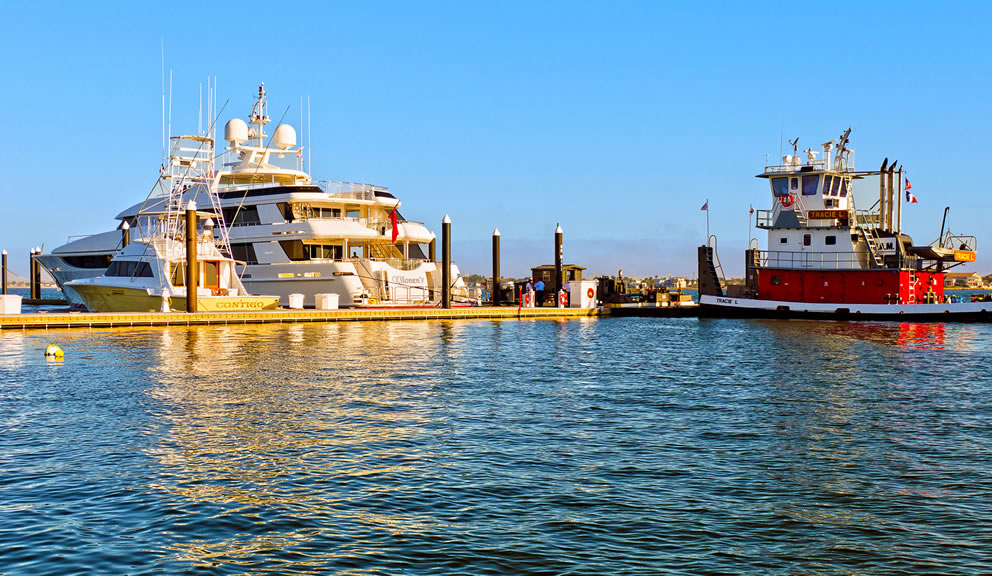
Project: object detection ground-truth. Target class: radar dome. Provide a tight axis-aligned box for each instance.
[272,124,297,150]
[225,118,249,144]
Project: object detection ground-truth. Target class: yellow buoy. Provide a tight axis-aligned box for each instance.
[45,344,64,359]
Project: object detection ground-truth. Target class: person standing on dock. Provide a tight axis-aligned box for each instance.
[534,278,545,306]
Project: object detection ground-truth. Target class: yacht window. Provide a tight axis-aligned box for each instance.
[803,234,812,246]
[802,175,820,196]
[170,263,185,286]
[772,178,789,197]
[109,261,138,277]
[279,240,308,261]
[306,244,343,260]
[62,255,113,269]
[346,209,361,219]
[825,235,837,245]
[822,175,834,196]
[222,206,261,226]
[203,261,219,288]
[277,203,295,222]
[230,243,258,264]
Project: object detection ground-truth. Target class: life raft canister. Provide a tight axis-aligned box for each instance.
[780,193,795,208]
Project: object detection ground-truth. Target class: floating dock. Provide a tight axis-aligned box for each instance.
[0,306,609,331]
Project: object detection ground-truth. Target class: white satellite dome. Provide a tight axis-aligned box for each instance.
[225,118,249,144]
[272,124,297,150]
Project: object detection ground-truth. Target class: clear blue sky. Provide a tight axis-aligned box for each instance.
[3,1,990,279]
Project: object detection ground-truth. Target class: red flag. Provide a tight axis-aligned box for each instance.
[905,178,912,191]
[389,208,398,242]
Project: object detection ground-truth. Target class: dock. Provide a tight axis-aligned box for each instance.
[0,306,609,331]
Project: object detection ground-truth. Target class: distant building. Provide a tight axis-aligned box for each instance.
[944,272,984,288]
[662,276,688,289]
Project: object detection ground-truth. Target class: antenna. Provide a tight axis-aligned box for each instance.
[199,82,202,136]
[307,95,311,175]
[160,40,165,163]
[788,137,799,155]
[167,69,173,151]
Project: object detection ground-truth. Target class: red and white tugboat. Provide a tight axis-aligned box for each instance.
[698,129,989,320]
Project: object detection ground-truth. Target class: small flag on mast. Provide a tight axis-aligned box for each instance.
[905,178,917,203]
[700,200,708,211]
[905,178,912,191]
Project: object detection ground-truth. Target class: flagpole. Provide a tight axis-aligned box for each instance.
[706,198,710,241]
[748,204,752,245]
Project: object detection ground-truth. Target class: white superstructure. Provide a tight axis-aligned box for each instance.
[40,83,467,308]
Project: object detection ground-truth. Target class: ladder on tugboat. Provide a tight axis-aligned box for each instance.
[859,225,885,268]
[907,270,917,304]
[792,195,808,227]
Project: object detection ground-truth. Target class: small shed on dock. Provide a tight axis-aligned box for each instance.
[530,264,586,302]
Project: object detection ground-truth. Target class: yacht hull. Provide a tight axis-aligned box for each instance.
[71,284,279,313]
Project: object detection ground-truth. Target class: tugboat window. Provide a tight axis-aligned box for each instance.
[839,178,849,197]
[790,178,799,191]
[779,237,788,244]
[831,176,843,196]
[825,235,837,245]
[771,276,782,285]
[772,178,789,197]
[802,175,820,196]
[803,234,812,246]
[822,175,834,196]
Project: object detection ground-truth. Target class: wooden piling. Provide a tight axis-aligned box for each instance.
[185,201,198,313]
[492,228,500,305]
[441,215,451,309]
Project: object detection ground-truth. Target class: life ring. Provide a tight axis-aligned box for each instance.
[780,193,794,208]
[559,292,568,307]
[586,287,594,298]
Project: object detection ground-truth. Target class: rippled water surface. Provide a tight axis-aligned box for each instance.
[2,317,991,575]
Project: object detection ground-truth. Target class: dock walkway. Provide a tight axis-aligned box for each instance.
[0,306,607,331]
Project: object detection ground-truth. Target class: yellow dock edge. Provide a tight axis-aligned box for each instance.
[0,306,608,331]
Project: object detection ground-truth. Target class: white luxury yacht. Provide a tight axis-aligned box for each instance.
[40,83,467,308]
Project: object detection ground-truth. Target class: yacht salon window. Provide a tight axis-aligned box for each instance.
[346,209,361,219]
[222,206,261,226]
[230,243,258,265]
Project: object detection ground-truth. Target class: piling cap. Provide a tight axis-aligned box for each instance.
[442,214,451,224]
[555,223,563,234]
[204,218,215,228]
[2,249,6,255]
[186,200,197,212]
[121,221,130,230]
[493,228,500,236]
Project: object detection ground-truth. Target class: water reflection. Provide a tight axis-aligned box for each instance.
[143,323,452,570]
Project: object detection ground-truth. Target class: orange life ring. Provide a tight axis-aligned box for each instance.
[559,292,568,306]
[586,287,595,298]
[780,193,794,208]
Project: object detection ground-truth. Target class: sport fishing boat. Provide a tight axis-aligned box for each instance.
[66,136,279,313]
[41,83,468,308]
[698,129,989,320]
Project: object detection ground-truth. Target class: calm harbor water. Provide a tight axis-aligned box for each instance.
[1,317,991,575]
